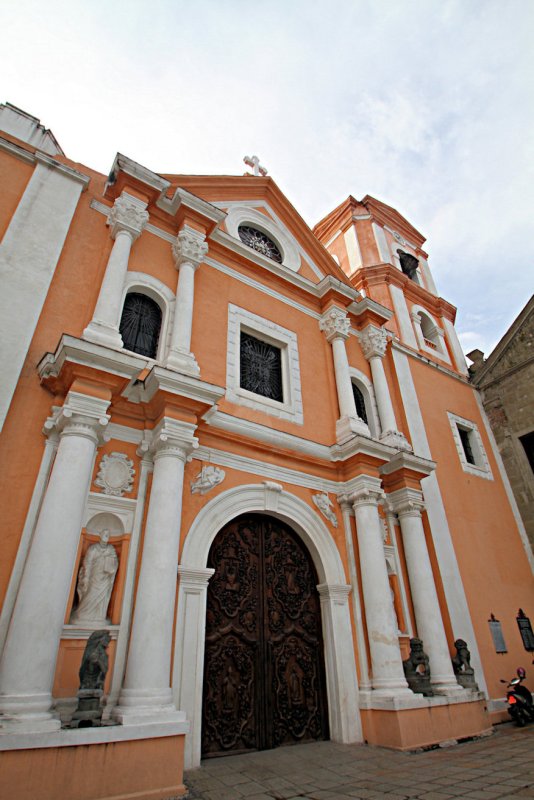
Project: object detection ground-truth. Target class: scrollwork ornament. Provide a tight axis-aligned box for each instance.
[95,452,135,497]
[312,493,338,527]
[172,229,208,269]
[360,325,388,360]
[319,307,350,342]
[107,195,149,240]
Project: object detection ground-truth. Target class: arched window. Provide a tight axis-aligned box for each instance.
[119,292,162,358]
[419,312,439,349]
[352,382,368,424]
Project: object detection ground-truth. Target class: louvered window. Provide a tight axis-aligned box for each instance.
[240,332,283,402]
[119,293,162,359]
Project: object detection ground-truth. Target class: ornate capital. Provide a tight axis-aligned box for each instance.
[44,391,110,445]
[150,417,199,462]
[107,194,149,241]
[360,325,388,360]
[387,487,425,518]
[172,228,208,270]
[319,307,350,342]
[346,475,384,509]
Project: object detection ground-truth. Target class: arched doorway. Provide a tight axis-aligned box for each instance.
[201,513,329,757]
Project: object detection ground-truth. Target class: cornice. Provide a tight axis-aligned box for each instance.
[358,264,457,322]
[0,136,90,187]
[379,451,435,477]
[347,297,393,324]
[129,367,225,406]
[391,339,470,384]
[38,335,149,382]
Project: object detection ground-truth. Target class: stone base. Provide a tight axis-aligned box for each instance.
[0,721,188,800]
[83,321,123,350]
[360,695,490,750]
[336,415,370,445]
[379,429,412,452]
[164,348,200,376]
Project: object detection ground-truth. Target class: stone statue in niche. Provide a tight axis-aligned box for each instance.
[403,637,433,696]
[70,529,119,627]
[70,630,111,728]
[452,639,479,690]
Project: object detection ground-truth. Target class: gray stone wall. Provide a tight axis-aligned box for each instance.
[475,308,534,551]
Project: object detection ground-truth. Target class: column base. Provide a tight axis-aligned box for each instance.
[379,429,412,452]
[83,320,123,350]
[336,415,371,445]
[164,348,200,376]
[0,690,60,734]
[431,681,468,697]
[113,687,187,727]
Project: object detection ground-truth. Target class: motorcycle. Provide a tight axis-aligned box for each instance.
[500,668,534,727]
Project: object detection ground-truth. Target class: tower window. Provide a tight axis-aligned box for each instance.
[352,382,368,424]
[397,250,420,282]
[240,331,284,402]
[119,292,162,359]
[458,427,476,465]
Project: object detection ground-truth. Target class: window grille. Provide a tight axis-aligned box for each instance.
[119,293,162,359]
[240,332,283,401]
[238,225,283,263]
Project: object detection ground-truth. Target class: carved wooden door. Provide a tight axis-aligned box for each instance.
[202,514,329,756]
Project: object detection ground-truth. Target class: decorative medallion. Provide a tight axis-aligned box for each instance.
[191,465,226,495]
[238,225,283,263]
[312,493,338,527]
[94,452,135,497]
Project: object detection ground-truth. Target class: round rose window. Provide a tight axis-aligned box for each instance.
[237,225,283,263]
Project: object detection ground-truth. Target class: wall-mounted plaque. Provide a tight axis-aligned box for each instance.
[488,614,507,653]
[517,609,534,652]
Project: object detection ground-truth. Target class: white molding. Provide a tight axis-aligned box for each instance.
[225,204,301,271]
[121,271,176,363]
[205,255,322,319]
[176,485,360,768]
[391,339,470,384]
[390,284,419,349]
[391,347,488,696]
[226,304,304,424]
[216,199,325,279]
[348,367,381,439]
[343,226,362,272]
[411,304,451,363]
[447,411,493,480]
[372,222,391,263]
[0,719,188,751]
[83,492,137,533]
[442,317,469,375]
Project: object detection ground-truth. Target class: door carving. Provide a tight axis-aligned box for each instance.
[202,514,329,756]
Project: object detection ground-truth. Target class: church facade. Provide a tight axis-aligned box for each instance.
[1,103,533,800]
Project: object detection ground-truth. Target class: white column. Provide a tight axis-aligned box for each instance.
[349,476,411,695]
[83,193,148,349]
[172,567,214,769]
[165,227,208,376]
[319,307,370,444]
[317,584,363,743]
[388,488,464,695]
[360,325,411,451]
[338,495,371,690]
[114,418,198,724]
[0,392,109,732]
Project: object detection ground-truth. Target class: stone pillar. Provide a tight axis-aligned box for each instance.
[338,495,371,690]
[165,227,208,376]
[319,307,370,444]
[349,476,411,695]
[172,567,214,769]
[0,392,110,732]
[360,325,411,451]
[115,418,198,724]
[388,488,464,695]
[83,193,149,349]
[317,584,362,743]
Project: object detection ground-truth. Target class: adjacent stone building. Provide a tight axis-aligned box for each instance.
[468,296,534,551]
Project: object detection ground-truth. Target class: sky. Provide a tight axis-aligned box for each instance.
[1,0,533,357]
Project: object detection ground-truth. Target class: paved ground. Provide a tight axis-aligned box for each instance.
[184,723,534,800]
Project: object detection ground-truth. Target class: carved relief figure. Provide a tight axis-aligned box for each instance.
[70,529,119,626]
